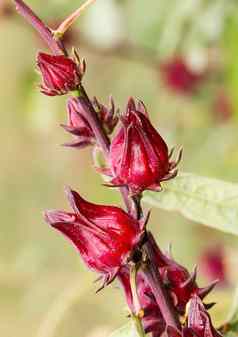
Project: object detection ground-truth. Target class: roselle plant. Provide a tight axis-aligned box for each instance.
[13,1,238,337]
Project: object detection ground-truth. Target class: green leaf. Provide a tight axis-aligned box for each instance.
[109,321,141,337]
[144,172,238,236]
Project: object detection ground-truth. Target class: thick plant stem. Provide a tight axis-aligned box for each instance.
[142,239,181,331]
[14,0,63,55]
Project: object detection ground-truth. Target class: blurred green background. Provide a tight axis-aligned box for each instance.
[1,0,238,336]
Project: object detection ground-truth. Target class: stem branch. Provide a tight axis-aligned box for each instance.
[55,0,97,37]
[142,238,181,330]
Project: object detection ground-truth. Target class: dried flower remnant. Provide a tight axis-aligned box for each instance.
[109,97,182,195]
[44,188,145,286]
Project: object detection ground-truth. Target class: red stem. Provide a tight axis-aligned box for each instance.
[142,236,181,330]
[14,0,63,55]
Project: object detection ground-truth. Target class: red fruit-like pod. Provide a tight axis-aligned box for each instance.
[109,98,181,195]
[118,267,165,335]
[37,52,82,96]
[44,188,144,286]
[61,97,95,148]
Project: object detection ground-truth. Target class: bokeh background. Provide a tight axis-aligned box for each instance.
[1,0,238,336]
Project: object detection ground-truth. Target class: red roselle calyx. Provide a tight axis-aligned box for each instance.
[44,187,145,286]
[118,233,218,336]
[109,97,182,195]
[61,95,119,148]
[61,97,95,148]
[37,52,85,96]
[148,233,217,315]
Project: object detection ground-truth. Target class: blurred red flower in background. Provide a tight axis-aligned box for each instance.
[199,244,228,287]
[160,56,206,95]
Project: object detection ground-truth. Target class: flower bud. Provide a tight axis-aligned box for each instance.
[109,98,181,195]
[61,97,95,148]
[44,188,144,286]
[37,52,82,96]
[62,96,118,148]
